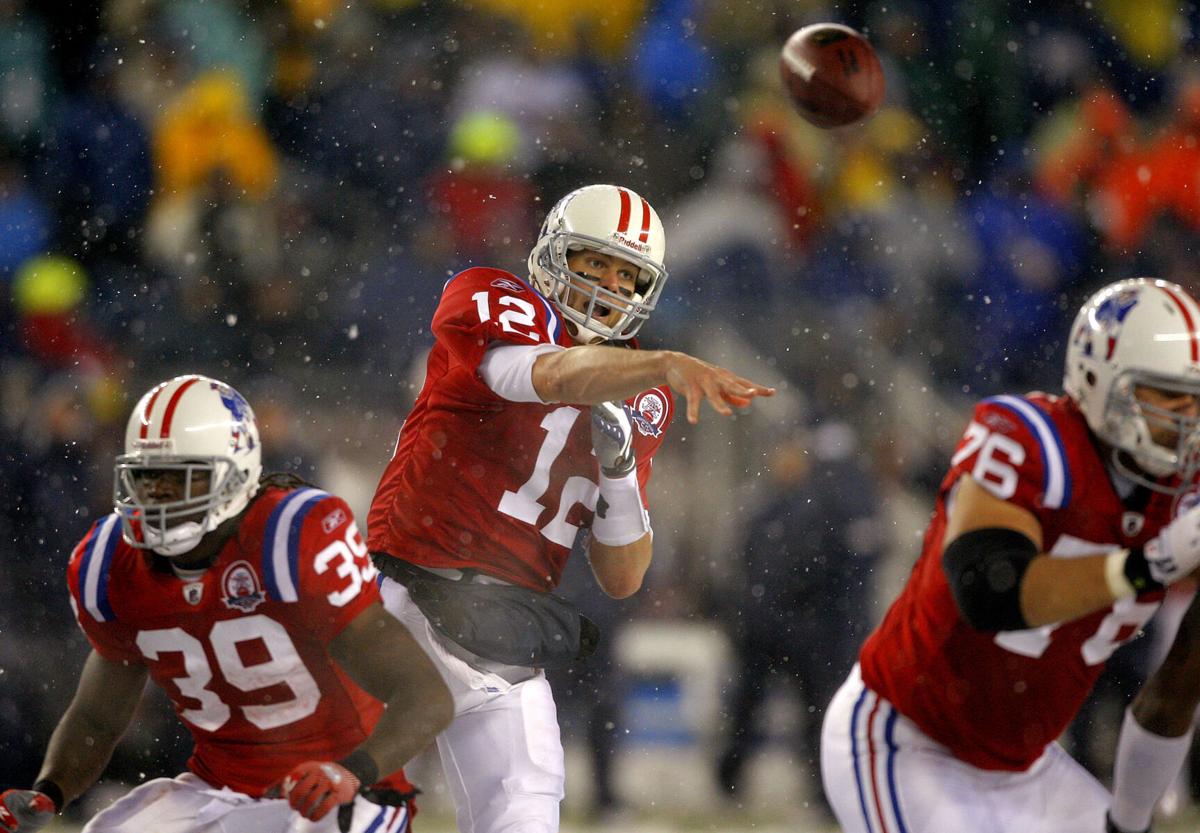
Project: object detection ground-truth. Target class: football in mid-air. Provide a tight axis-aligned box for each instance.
[779,23,885,128]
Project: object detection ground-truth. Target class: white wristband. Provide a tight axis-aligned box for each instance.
[591,468,651,547]
[1105,549,1136,600]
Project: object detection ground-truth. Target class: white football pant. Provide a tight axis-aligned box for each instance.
[380,577,565,833]
[821,664,1110,833]
[81,771,409,833]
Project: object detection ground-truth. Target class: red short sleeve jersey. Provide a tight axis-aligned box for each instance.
[66,487,409,796]
[860,394,1176,771]
[368,267,673,591]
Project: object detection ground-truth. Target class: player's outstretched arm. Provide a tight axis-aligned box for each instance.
[532,345,774,423]
[945,476,1200,629]
[5,650,148,821]
[943,476,1116,629]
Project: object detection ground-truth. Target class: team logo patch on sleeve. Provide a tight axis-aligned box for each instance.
[631,391,666,437]
[490,277,526,293]
[222,561,265,612]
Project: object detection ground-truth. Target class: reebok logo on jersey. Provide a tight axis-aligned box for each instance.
[490,277,525,293]
[321,507,347,534]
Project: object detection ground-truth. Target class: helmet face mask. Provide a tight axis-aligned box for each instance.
[115,376,262,556]
[1104,373,1200,483]
[1064,278,1200,493]
[529,185,668,343]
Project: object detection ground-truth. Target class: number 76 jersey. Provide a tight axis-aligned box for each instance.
[367,266,674,592]
[859,393,1180,772]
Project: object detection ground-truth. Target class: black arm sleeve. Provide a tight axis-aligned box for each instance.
[941,527,1039,632]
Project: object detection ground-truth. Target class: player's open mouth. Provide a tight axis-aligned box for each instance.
[592,303,612,319]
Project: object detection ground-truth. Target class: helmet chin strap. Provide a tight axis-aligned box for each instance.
[144,520,209,557]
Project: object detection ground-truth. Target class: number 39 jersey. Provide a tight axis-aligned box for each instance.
[859,393,1179,772]
[67,486,394,796]
[367,267,673,591]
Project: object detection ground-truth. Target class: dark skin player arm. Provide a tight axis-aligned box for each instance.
[1128,590,1200,737]
[328,602,453,776]
[35,651,149,807]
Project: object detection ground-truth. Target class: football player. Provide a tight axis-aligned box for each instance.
[367,184,775,833]
[0,375,452,833]
[819,278,1200,833]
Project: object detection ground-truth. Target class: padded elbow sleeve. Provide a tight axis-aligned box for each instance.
[942,527,1038,632]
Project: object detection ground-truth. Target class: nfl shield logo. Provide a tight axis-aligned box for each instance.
[183,582,204,605]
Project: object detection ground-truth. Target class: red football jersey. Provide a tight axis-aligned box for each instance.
[67,486,413,797]
[860,393,1179,771]
[367,267,674,591]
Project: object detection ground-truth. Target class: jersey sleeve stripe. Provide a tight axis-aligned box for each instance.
[263,488,328,602]
[81,515,120,622]
[985,395,1072,509]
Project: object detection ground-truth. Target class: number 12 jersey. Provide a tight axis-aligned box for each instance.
[367,267,674,592]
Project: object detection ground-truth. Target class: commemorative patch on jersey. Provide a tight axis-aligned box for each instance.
[221,560,265,612]
[631,391,666,437]
[490,277,526,294]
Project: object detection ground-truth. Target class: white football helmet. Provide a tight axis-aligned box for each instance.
[528,184,668,343]
[114,375,263,556]
[1064,278,1200,492]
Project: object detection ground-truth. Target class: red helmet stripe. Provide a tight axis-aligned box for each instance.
[138,382,169,439]
[638,196,651,243]
[616,188,632,234]
[1160,285,1200,363]
[159,376,202,438]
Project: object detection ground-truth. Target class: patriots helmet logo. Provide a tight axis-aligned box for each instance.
[1077,288,1140,361]
[212,382,257,454]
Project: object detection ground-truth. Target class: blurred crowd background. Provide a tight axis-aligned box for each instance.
[3,0,1200,827]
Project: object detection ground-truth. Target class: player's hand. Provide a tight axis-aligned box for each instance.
[591,401,635,476]
[1145,502,1200,585]
[269,761,360,822]
[0,790,55,832]
[662,352,775,424]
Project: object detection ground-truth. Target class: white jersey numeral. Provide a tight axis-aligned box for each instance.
[952,420,1024,500]
[314,522,377,607]
[498,407,599,547]
[994,595,1158,665]
[137,628,230,731]
[472,291,541,341]
[137,614,321,732]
